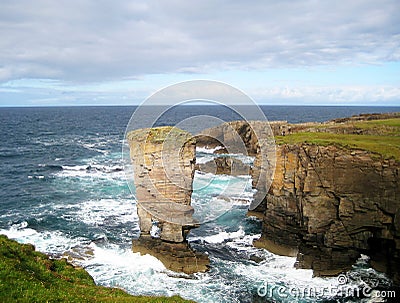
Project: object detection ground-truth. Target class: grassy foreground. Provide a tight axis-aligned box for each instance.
[276,118,400,161]
[0,235,193,303]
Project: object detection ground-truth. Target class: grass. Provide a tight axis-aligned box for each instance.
[356,118,400,128]
[127,126,194,144]
[351,118,400,135]
[275,132,400,161]
[0,235,194,303]
[308,118,400,135]
[275,117,400,161]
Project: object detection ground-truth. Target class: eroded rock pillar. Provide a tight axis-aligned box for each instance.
[127,126,209,274]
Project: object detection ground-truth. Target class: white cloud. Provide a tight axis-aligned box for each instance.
[0,0,399,82]
[252,85,400,104]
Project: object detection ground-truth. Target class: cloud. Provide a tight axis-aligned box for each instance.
[252,85,400,105]
[1,76,399,107]
[0,0,399,83]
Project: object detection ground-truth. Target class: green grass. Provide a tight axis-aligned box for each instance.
[350,118,400,135]
[276,117,400,160]
[127,127,194,144]
[276,132,400,161]
[357,118,400,128]
[309,118,400,135]
[0,235,194,303]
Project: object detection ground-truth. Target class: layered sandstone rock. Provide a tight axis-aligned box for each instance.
[198,120,277,156]
[253,142,400,284]
[195,157,250,176]
[132,236,209,275]
[127,126,209,273]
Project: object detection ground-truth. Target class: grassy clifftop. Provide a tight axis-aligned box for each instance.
[127,126,194,144]
[0,235,193,303]
[276,117,400,161]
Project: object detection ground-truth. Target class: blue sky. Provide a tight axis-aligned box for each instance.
[0,0,399,106]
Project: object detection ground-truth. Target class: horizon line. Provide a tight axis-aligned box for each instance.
[1,104,400,109]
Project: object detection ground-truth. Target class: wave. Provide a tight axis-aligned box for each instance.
[1,217,392,303]
[60,164,123,172]
[189,227,246,244]
[27,175,46,180]
[54,163,125,181]
[196,146,224,154]
[56,198,139,227]
[0,222,87,256]
[195,154,215,165]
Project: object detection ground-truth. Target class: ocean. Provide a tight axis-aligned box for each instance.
[0,105,399,303]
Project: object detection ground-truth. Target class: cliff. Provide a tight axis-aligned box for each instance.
[254,144,400,281]
[197,113,400,283]
[253,114,400,283]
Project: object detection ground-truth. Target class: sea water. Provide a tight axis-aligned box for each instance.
[0,106,398,302]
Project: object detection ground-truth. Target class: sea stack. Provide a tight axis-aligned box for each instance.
[127,126,209,274]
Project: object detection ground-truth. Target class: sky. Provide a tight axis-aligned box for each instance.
[0,0,399,106]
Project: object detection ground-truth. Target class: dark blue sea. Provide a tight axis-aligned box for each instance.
[1,105,399,303]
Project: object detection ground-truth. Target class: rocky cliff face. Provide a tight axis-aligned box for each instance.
[198,114,400,283]
[127,126,209,274]
[254,144,400,283]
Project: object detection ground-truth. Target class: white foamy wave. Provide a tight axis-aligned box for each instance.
[0,219,381,303]
[196,155,215,165]
[56,163,125,181]
[190,227,246,244]
[77,136,121,155]
[60,199,138,226]
[62,164,123,173]
[28,175,45,179]
[231,251,343,300]
[0,223,85,255]
[79,242,253,303]
[61,165,90,171]
[78,243,203,300]
[80,142,109,155]
[196,146,224,154]
[83,243,166,275]
[226,234,261,251]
